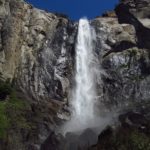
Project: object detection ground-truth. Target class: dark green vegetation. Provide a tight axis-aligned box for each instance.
[0,78,61,150]
[94,126,150,150]
[0,79,31,140]
[90,110,150,150]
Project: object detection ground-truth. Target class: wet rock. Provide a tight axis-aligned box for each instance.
[89,107,150,150]
[63,128,97,150]
[119,111,150,134]
[41,132,65,150]
[120,0,150,19]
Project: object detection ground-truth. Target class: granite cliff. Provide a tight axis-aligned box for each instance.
[0,0,150,149]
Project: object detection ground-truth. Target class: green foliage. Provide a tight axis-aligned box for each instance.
[129,49,138,57]
[120,64,129,69]
[0,101,9,138]
[97,125,150,150]
[0,80,31,139]
[130,131,150,150]
[113,128,150,150]
[7,91,31,130]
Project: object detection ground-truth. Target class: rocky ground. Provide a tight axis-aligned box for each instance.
[89,103,150,150]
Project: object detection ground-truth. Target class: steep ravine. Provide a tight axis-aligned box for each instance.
[0,0,150,149]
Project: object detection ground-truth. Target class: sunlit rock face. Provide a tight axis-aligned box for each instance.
[0,0,77,149]
[92,16,150,107]
[17,11,75,102]
[1,0,150,109]
[0,0,76,103]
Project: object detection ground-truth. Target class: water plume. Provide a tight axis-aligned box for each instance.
[61,18,117,135]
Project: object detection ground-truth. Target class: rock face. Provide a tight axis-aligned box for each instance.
[92,17,150,106]
[0,0,150,149]
[0,0,76,149]
[121,0,150,19]
[0,0,76,102]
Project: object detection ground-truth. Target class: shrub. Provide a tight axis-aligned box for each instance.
[0,80,31,139]
[129,131,150,150]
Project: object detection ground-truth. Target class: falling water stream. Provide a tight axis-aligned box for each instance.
[61,18,115,135]
[61,18,100,133]
[72,18,97,125]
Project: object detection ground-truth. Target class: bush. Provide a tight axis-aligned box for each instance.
[0,80,31,139]
[0,101,9,138]
[113,128,150,150]
[130,131,150,150]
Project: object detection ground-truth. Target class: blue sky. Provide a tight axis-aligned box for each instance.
[26,0,119,20]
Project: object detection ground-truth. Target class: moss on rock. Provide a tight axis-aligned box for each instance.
[0,80,31,140]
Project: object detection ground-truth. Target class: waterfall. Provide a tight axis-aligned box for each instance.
[61,18,100,133]
[72,18,97,124]
[61,18,117,134]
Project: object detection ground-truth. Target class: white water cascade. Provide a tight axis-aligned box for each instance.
[62,18,100,133]
[72,18,97,124]
[60,18,118,136]
[61,17,118,135]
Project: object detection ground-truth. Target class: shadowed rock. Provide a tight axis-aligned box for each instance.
[115,3,150,49]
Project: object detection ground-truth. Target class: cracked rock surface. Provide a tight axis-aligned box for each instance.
[0,0,150,149]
